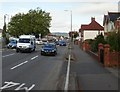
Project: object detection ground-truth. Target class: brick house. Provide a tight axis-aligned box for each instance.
[79,17,104,42]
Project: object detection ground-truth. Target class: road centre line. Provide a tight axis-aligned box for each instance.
[10,55,39,70]
[2,53,15,58]
[11,61,28,70]
[31,55,38,60]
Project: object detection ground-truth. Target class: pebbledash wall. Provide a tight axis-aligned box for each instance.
[82,41,120,67]
[83,30,104,41]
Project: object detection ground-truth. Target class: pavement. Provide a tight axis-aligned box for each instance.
[70,44,119,91]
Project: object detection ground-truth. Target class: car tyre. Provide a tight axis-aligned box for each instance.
[16,49,19,53]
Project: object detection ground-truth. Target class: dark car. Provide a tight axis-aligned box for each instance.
[41,43,57,56]
[7,40,17,49]
[59,40,66,46]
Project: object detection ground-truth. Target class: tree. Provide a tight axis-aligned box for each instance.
[8,7,52,37]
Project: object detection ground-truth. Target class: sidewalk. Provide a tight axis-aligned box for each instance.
[70,44,119,90]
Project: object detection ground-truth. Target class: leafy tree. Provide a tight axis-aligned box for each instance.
[8,7,52,37]
[73,31,79,38]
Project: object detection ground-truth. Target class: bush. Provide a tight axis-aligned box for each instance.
[90,33,107,52]
[106,30,120,52]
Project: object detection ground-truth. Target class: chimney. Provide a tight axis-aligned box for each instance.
[91,17,95,22]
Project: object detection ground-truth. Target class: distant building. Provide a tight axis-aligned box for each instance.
[0,29,2,38]
[0,29,3,43]
[79,17,104,42]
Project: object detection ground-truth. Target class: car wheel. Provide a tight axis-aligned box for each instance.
[41,52,43,55]
[16,49,19,53]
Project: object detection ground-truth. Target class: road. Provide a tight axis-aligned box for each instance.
[2,45,68,91]
[1,44,119,91]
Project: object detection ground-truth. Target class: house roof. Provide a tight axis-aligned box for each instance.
[103,12,120,26]
[103,15,109,26]
[79,17,104,31]
[108,12,120,22]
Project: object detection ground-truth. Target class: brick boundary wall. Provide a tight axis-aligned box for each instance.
[81,41,120,67]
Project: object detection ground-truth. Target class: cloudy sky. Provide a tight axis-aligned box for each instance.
[0,0,119,33]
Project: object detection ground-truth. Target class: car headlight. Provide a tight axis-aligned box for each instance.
[52,50,55,52]
[26,45,31,48]
[41,49,44,51]
[12,45,15,47]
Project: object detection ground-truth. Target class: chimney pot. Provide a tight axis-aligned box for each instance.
[91,17,95,22]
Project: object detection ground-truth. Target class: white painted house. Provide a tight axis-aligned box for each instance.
[103,12,120,37]
[79,17,104,42]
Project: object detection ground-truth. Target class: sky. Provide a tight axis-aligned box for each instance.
[0,0,119,33]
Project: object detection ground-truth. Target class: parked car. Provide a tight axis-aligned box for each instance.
[42,38,48,45]
[55,41,59,45]
[36,39,43,45]
[59,40,67,46]
[41,43,57,56]
[7,40,17,49]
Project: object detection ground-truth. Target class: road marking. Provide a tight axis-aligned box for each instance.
[11,61,28,70]
[64,55,71,91]
[31,55,38,60]
[1,81,35,91]
[2,53,15,58]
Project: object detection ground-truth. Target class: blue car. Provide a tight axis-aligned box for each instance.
[59,40,66,46]
[41,43,57,56]
[7,40,17,49]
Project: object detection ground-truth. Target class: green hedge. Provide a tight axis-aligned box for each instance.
[86,30,120,53]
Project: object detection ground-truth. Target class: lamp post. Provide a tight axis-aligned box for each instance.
[64,10,72,32]
[64,10,73,92]
[64,10,73,41]
[3,14,9,45]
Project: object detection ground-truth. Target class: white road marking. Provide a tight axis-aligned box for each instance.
[64,55,71,91]
[11,61,28,70]
[2,53,15,58]
[0,81,20,90]
[31,55,38,60]
[1,81,35,91]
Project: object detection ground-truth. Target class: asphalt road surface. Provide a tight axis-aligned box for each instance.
[2,45,68,91]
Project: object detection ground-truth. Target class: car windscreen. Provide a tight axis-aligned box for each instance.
[44,45,54,48]
[19,38,30,43]
[60,41,65,43]
[10,40,17,44]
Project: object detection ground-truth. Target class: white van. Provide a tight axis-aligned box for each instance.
[16,35,36,52]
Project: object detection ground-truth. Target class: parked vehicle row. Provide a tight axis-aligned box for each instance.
[6,35,67,56]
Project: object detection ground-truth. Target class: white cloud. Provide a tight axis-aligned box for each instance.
[74,2,118,16]
[0,0,119,2]
[0,1,119,33]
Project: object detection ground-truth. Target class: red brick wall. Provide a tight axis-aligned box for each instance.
[109,51,120,67]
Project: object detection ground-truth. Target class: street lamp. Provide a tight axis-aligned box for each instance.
[3,14,9,45]
[64,10,72,32]
[64,10,73,42]
[4,14,9,31]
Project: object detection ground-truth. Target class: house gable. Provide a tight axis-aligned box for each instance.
[80,17,104,31]
[79,17,104,41]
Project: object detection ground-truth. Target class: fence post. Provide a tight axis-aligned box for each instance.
[104,44,110,67]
